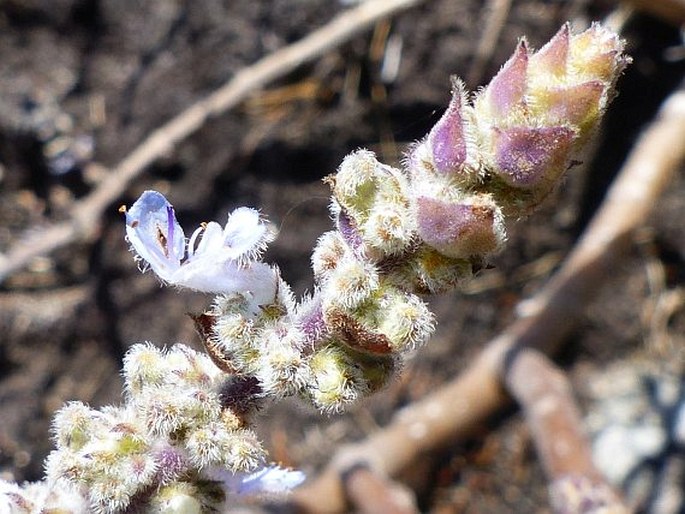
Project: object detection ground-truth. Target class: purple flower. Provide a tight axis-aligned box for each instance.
[125,191,277,308]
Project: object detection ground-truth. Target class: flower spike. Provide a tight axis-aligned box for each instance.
[1,22,631,514]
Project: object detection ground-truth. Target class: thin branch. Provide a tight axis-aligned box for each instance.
[505,349,600,481]
[504,349,630,512]
[289,81,685,513]
[341,464,419,514]
[0,0,425,284]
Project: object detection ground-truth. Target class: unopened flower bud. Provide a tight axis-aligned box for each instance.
[376,289,435,352]
[415,194,505,259]
[152,444,190,485]
[311,231,347,280]
[394,246,473,294]
[528,23,569,77]
[567,23,629,84]
[529,81,604,134]
[412,79,478,183]
[122,343,167,395]
[307,345,366,412]
[89,478,135,514]
[365,203,415,256]
[294,295,329,347]
[52,401,96,451]
[323,253,380,310]
[528,23,629,138]
[224,429,264,472]
[491,125,576,188]
[478,39,529,122]
[185,421,233,469]
[331,150,414,256]
[214,310,254,347]
[149,482,203,514]
[256,330,310,396]
[120,453,158,488]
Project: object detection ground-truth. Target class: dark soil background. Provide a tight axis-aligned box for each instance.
[0,1,684,512]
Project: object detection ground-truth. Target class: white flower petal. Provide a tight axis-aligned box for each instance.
[205,464,305,497]
[238,465,306,495]
[223,207,273,260]
[193,221,224,256]
[125,191,185,282]
[171,261,278,311]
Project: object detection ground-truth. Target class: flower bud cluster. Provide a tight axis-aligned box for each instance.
[471,23,629,213]
[406,23,628,286]
[20,343,297,513]
[197,276,409,413]
[0,479,88,513]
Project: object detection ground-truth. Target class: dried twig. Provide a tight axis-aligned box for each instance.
[506,350,599,480]
[289,82,685,513]
[505,349,630,512]
[341,464,419,514]
[0,0,425,284]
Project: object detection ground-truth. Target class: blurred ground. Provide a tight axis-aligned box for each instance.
[0,1,684,512]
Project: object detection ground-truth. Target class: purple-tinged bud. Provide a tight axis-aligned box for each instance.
[426,80,470,176]
[469,23,628,213]
[529,23,570,77]
[415,194,505,259]
[482,40,529,119]
[491,125,576,188]
[531,81,604,130]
